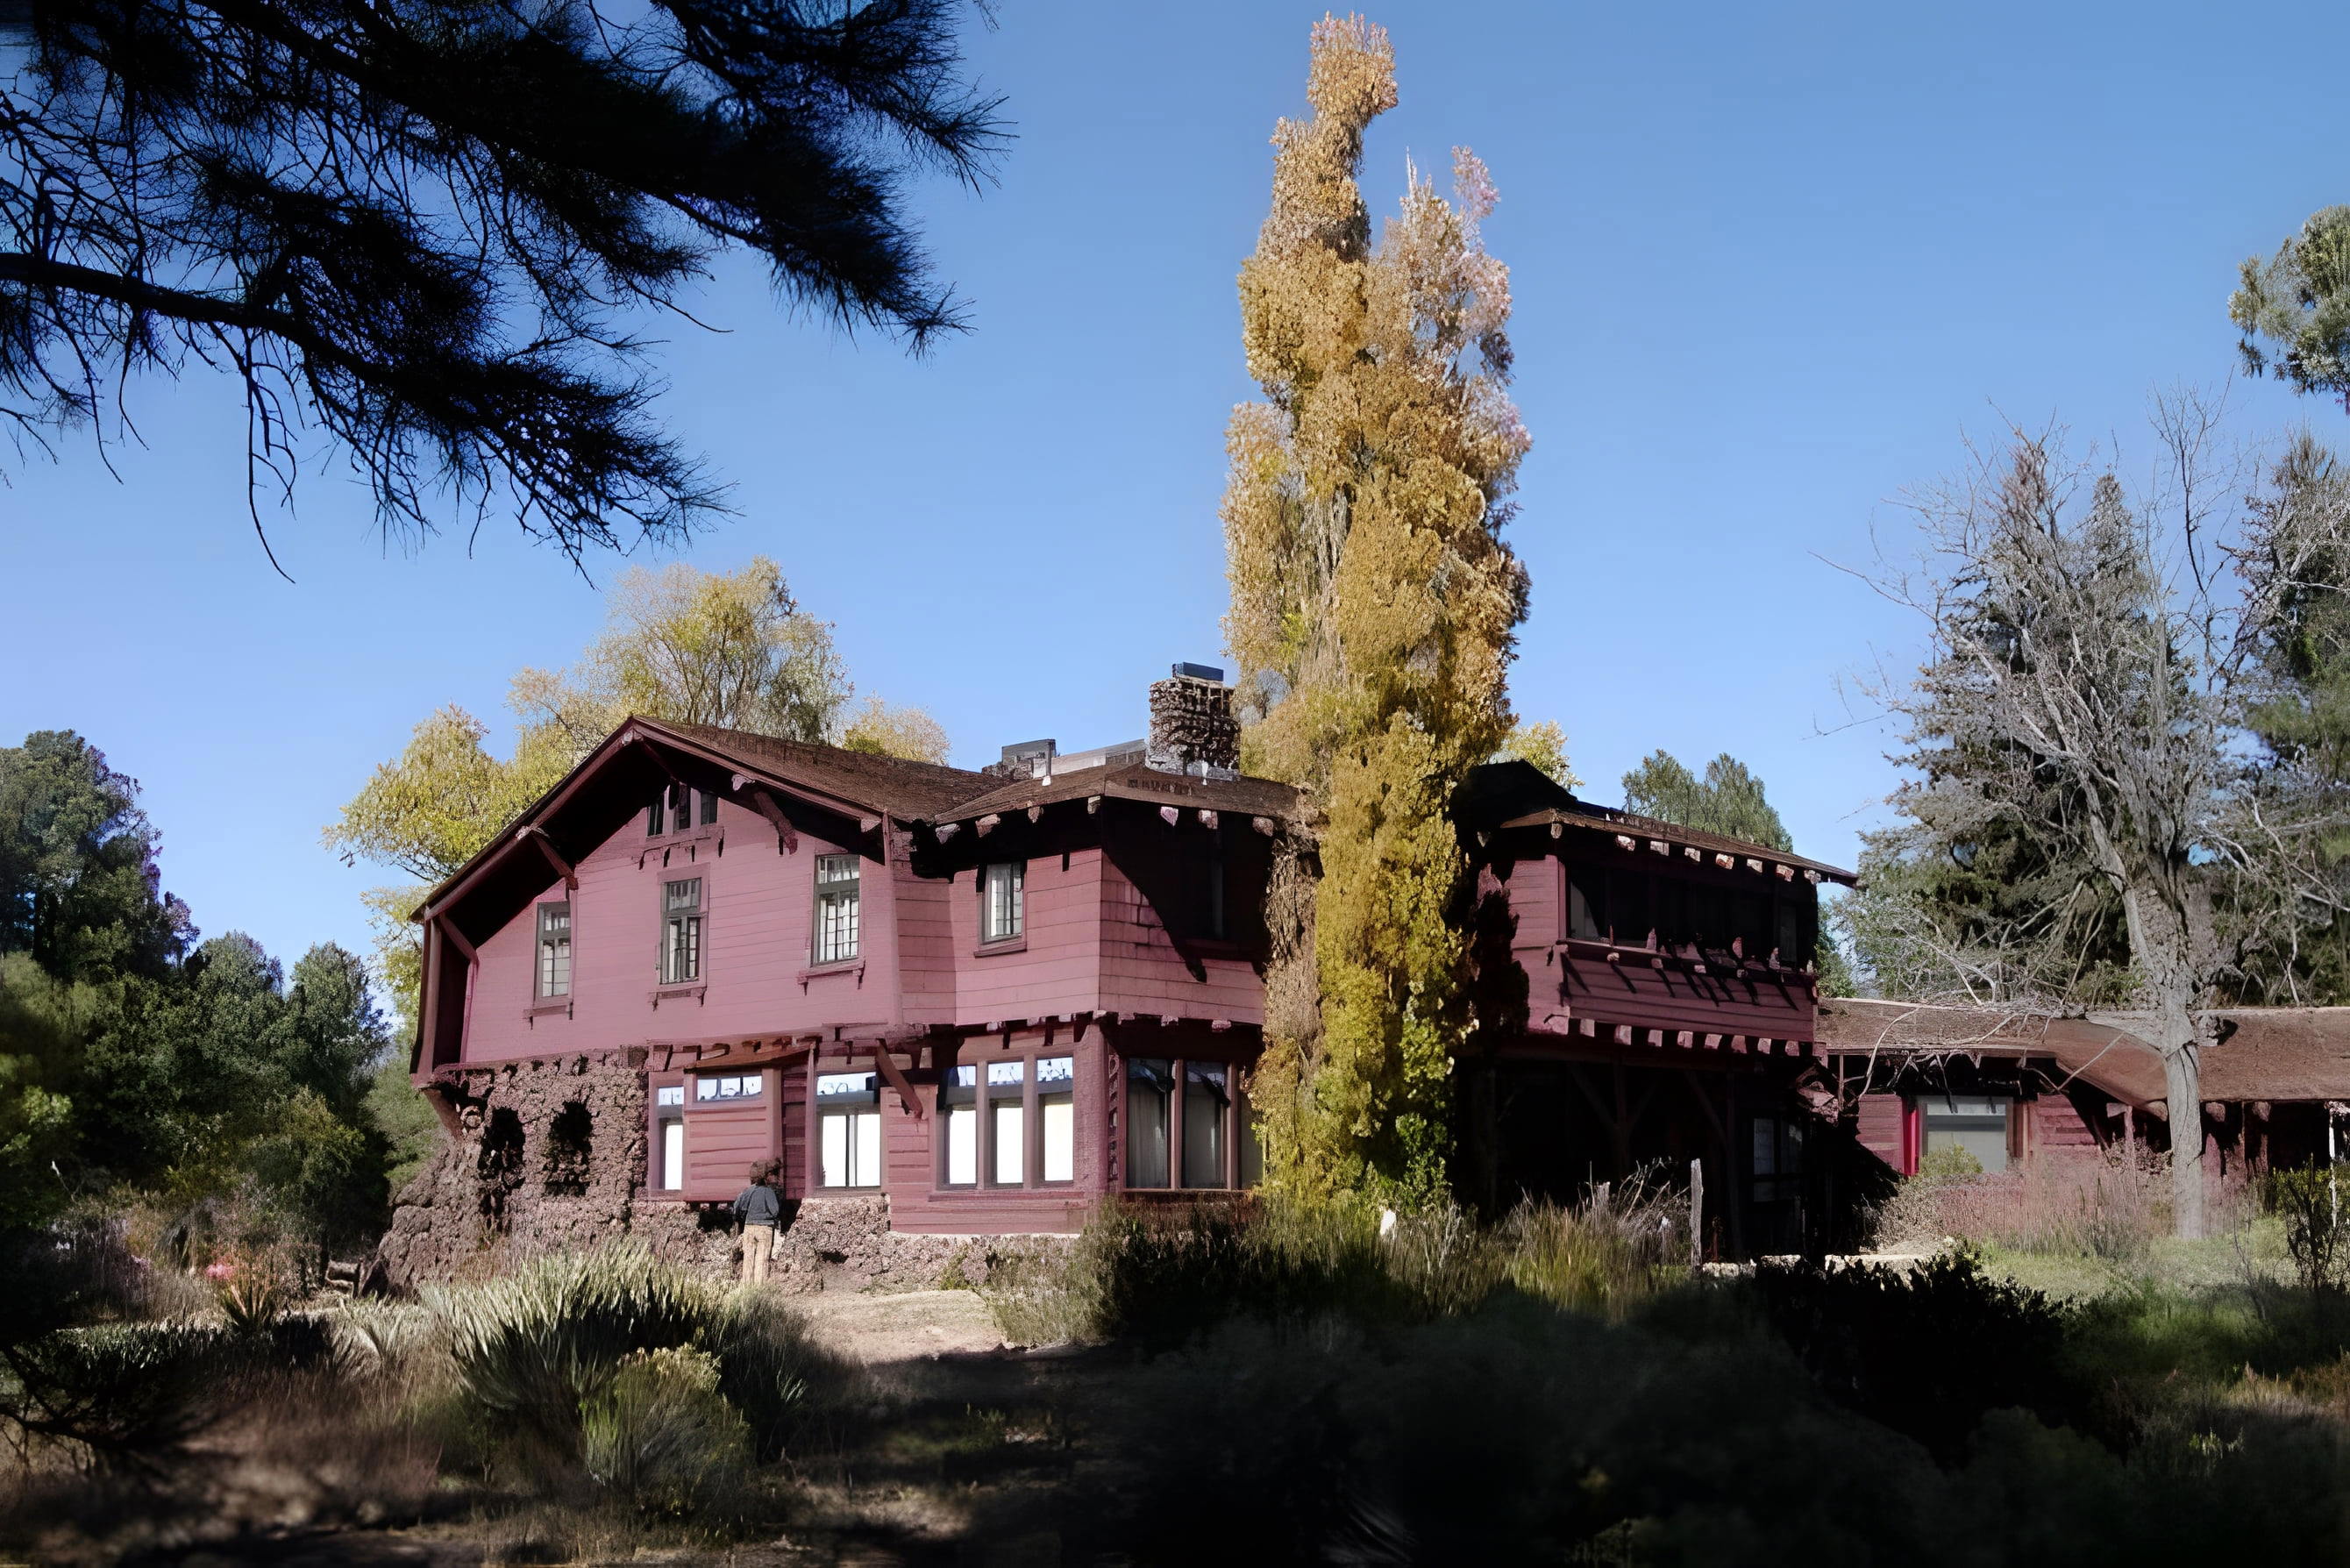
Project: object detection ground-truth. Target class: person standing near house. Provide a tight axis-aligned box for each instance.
[732,1161,782,1286]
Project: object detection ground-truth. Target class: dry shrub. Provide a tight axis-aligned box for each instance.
[1875,1151,2207,1265]
[1017,1187,1690,1351]
[580,1345,751,1516]
[1502,1177,1690,1318]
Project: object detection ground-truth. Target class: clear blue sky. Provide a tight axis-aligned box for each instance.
[2,0,2341,970]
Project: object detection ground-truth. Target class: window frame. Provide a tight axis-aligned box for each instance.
[816,1070,882,1189]
[980,859,1026,945]
[659,876,705,985]
[813,852,862,965]
[535,900,573,999]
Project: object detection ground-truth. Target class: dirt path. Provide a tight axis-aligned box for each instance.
[786,1288,1008,1365]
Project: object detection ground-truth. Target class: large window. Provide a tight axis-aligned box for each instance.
[942,1056,1078,1189]
[1126,1058,1172,1189]
[815,854,861,963]
[536,902,572,997]
[1564,861,1816,964]
[818,1072,882,1187]
[982,860,1025,943]
[1183,1062,1229,1188]
[1038,1056,1075,1183]
[941,1066,977,1185]
[661,878,703,983]
[1918,1094,2012,1172]
[987,1060,1026,1184]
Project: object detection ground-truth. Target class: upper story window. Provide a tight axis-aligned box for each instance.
[982,861,1025,944]
[654,1085,686,1108]
[1564,859,1815,964]
[536,902,572,997]
[815,853,860,963]
[647,785,720,837]
[661,877,703,984]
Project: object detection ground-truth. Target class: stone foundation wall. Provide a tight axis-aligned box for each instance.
[377,1057,1075,1294]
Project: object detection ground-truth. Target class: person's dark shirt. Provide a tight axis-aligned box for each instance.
[732,1183,782,1226]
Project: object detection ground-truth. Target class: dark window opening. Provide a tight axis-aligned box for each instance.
[1127,1058,1172,1188]
[701,789,719,826]
[545,1101,592,1196]
[477,1106,525,1230]
[1563,860,1818,966]
[1183,1062,1229,1187]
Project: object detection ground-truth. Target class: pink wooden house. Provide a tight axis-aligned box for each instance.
[409,668,1292,1240]
[399,667,1862,1265]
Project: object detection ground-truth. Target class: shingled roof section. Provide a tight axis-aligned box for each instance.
[651,721,999,818]
[1819,997,2350,1105]
[934,759,1300,827]
[1500,800,1857,884]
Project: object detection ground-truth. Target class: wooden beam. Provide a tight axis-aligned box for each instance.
[437,917,478,966]
[744,787,799,853]
[870,1042,924,1120]
[520,825,579,889]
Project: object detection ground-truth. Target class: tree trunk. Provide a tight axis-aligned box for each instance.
[2160,1035,2205,1240]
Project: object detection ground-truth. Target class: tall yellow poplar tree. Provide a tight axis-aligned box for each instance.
[1226,16,1530,1201]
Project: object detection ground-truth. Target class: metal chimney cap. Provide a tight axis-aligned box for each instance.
[1170,661,1226,683]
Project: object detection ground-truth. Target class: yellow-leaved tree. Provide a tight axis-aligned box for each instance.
[1227,16,1531,1203]
[328,557,950,1040]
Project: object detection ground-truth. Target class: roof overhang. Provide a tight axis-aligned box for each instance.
[412,716,894,935]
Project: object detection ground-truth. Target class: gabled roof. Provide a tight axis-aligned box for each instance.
[412,716,1296,929]
[653,722,995,818]
[1461,759,1855,883]
[936,759,1300,827]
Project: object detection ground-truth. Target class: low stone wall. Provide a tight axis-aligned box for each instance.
[377,1058,1076,1294]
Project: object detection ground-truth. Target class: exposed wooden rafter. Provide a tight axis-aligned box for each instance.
[519,824,578,889]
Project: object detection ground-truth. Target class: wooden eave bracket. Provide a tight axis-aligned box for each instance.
[437,917,479,966]
[870,1042,925,1119]
[519,824,579,889]
[741,785,799,853]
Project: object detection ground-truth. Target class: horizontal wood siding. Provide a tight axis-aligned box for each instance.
[779,1058,808,1201]
[458,794,903,1065]
[894,860,957,1026]
[1096,852,1263,1025]
[882,1023,1114,1234]
[948,851,1105,1023]
[1546,950,1818,1042]
[2030,1094,2099,1158]
[681,1099,778,1202]
[1856,1093,1905,1172]
[1498,855,1562,950]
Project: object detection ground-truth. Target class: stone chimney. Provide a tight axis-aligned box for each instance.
[1146,663,1240,779]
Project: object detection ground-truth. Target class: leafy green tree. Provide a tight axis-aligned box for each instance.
[1,0,1005,564]
[1495,721,1580,788]
[80,935,393,1233]
[1222,18,1531,1201]
[0,732,192,982]
[1620,752,1793,852]
[331,556,950,1039]
[2232,207,2350,407]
